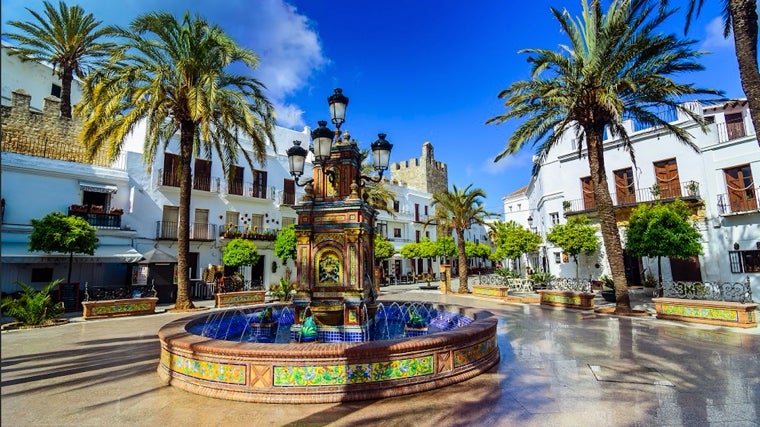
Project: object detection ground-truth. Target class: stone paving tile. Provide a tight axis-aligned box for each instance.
[1,285,759,426]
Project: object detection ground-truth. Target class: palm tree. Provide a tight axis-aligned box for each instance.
[486,0,717,312]
[668,0,759,147]
[359,149,397,215]
[428,184,492,294]
[76,12,276,309]
[3,1,115,118]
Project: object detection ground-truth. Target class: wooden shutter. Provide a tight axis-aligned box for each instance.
[614,167,636,205]
[724,165,756,212]
[654,159,681,198]
[193,159,211,191]
[163,153,179,187]
[581,176,595,210]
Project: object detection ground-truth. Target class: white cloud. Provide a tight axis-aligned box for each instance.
[700,17,734,51]
[480,151,532,175]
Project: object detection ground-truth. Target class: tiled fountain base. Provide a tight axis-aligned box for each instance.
[157,303,499,403]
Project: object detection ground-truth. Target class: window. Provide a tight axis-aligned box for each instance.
[31,267,53,283]
[393,200,399,212]
[723,164,756,213]
[193,159,212,191]
[424,205,428,216]
[252,169,267,198]
[225,211,239,231]
[228,166,244,195]
[161,206,179,239]
[193,209,209,239]
[614,167,636,204]
[393,228,402,238]
[162,153,180,187]
[581,176,596,210]
[550,212,560,225]
[283,179,296,205]
[425,231,430,238]
[653,158,681,198]
[554,252,561,264]
[414,203,420,222]
[415,230,421,243]
[725,112,746,140]
[282,217,295,228]
[51,84,61,98]
[250,214,264,233]
[704,115,715,124]
[729,250,760,273]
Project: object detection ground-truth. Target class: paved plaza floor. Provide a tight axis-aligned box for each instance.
[2,283,759,426]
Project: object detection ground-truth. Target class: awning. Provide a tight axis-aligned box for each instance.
[79,180,118,194]
[138,248,177,264]
[1,242,142,263]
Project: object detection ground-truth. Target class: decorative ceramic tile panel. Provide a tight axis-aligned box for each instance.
[543,294,581,305]
[453,336,497,367]
[661,304,739,322]
[161,350,246,385]
[91,302,152,315]
[273,355,434,387]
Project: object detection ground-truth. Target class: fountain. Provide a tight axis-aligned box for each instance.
[157,88,499,402]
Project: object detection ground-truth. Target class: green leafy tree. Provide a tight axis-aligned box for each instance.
[487,0,717,312]
[625,200,703,285]
[374,235,396,262]
[666,0,760,147]
[546,216,599,280]
[274,224,296,265]
[427,184,493,293]
[2,1,115,118]
[489,220,541,277]
[76,12,276,309]
[400,241,420,275]
[29,211,98,285]
[1,280,64,326]
[436,235,457,265]
[222,238,260,269]
[418,238,438,259]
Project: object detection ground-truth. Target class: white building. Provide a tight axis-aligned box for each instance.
[504,99,759,297]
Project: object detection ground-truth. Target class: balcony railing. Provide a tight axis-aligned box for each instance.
[2,129,127,169]
[68,208,122,229]
[221,181,269,198]
[155,221,217,240]
[564,180,700,214]
[714,121,749,143]
[717,187,759,215]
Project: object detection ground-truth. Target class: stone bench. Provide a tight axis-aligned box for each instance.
[82,297,159,319]
[537,289,595,310]
[472,274,510,300]
[653,278,756,328]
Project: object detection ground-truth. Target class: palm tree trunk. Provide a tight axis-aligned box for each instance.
[586,130,631,312]
[175,121,195,309]
[60,69,73,119]
[456,228,468,293]
[729,0,760,148]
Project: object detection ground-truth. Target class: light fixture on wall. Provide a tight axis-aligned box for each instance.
[527,216,533,227]
[733,242,740,250]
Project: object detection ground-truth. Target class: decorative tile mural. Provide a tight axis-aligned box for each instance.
[273,355,435,387]
[543,294,581,305]
[91,301,152,315]
[453,336,497,368]
[161,350,247,385]
[661,304,739,322]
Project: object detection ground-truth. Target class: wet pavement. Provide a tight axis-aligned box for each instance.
[2,282,758,426]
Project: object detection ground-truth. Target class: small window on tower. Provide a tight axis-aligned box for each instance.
[51,84,61,98]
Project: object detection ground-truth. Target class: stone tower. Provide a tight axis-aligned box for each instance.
[389,142,448,194]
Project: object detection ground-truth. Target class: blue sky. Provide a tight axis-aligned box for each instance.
[1,0,745,212]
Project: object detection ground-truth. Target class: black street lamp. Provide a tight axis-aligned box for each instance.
[286,140,309,186]
[327,88,348,130]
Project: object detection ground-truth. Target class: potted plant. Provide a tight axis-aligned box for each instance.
[686,181,699,197]
[650,182,661,199]
[562,200,572,212]
[599,274,616,302]
[642,270,657,297]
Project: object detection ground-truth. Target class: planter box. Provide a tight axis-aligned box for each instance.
[82,297,158,319]
[538,290,595,310]
[472,285,508,299]
[652,297,757,328]
[215,290,266,308]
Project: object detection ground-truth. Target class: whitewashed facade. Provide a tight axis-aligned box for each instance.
[504,100,759,297]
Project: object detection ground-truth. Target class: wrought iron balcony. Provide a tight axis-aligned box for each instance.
[68,207,122,229]
[155,221,217,240]
[717,187,759,215]
[564,180,701,214]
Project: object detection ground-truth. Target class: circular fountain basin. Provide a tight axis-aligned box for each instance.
[157,301,499,403]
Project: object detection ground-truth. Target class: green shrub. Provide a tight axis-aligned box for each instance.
[1,280,64,326]
[270,278,296,301]
[600,275,615,289]
[529,272,555,284]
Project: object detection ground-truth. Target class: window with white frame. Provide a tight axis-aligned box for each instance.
[550,212,560,225]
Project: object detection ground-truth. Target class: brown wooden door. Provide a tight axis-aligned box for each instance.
[229,166,244,195]
[725,113,746,140]
[724,165,756,212]
[163,153,180,187]
[581,176,595,210]
[654,159,681,198]
[614,167,636,205]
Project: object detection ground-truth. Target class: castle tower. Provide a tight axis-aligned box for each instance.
[389,141,448,194]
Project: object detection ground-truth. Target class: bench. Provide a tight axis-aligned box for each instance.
[653,278,756,328]
[82,297,159,319]
[471,274,510,299]
[538,278,595,310]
